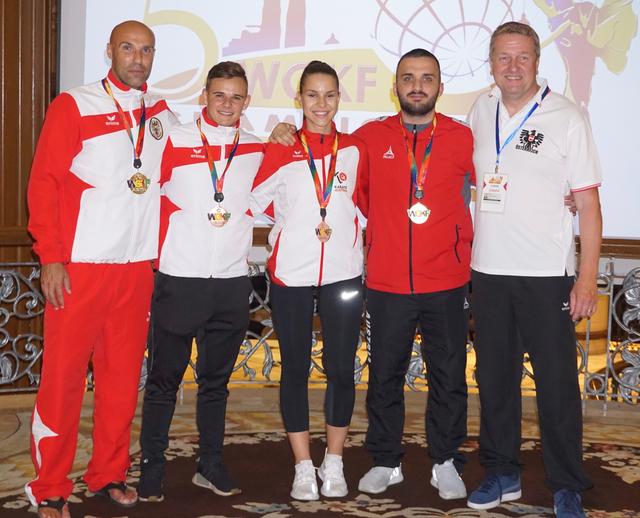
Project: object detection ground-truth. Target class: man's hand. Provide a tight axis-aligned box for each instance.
[268,122,297,146]
[570,187,602,321]
[569,275,597,321]
[564,193,577,216]
[41,263,71,309]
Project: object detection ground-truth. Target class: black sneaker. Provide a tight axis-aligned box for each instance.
[138,457,165,502]
[192,463,241,496]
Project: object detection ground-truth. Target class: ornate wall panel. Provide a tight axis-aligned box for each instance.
[0,0,56,263]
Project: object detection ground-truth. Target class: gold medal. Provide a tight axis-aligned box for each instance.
[207,206,231,227]
[315,220,332,242]
[127,172,150,194]
[407,202,431,224]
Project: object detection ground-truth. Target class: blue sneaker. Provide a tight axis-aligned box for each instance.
[467,473,521,510]
[553,489,586,517]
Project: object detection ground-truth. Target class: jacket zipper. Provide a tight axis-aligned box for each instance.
[454,225,461,263]
[408,125,417,294]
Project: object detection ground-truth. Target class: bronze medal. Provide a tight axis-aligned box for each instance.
[315,220,332,242]
[207,206,231,227]
[127,171,150,194]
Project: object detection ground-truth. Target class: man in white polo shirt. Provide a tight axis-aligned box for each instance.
[466,22,601,518]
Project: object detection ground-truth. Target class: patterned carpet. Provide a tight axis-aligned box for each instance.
[2,431,639,517]
[1,388,639,517]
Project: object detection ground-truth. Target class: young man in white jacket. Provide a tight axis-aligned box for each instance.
[137,61,264,502]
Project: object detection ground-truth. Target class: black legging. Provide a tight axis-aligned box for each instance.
[270,276,363,432]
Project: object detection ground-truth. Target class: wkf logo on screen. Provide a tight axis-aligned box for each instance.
[89,0,636,136]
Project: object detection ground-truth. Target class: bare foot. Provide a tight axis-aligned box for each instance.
[37,499,70,518]
[107,485,138,506]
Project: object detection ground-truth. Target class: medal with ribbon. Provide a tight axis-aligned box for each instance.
[299,130,339,243]
[403,116,436,224]
[197,117,240,227]
[102,78,149,194]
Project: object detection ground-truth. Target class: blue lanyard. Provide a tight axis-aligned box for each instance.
[494,86,550,173]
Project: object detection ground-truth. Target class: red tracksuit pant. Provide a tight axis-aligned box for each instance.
[25,261,154,505]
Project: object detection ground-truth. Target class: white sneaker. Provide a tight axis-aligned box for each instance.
[290,460,319,501]
[430,459,467,500]
[358,465,403,494]
[318,451,348,497]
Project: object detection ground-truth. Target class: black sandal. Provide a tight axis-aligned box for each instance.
[38,498,67,516]
[94,481,138,508]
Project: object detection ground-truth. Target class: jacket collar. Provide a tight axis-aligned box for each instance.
[199,108,241,139]
[106,69,148,94]
[397,112,436,137]
[299,120,337,143]
[200,107,240,129]
[489,78,549,111]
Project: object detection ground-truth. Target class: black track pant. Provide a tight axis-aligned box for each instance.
[270,276,363,432]
[472,270,592,492]
[364,285,469,470]
[140,273,251,468]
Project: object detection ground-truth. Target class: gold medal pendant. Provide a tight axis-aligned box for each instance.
[127,172,150,194]
[315,220,332,242]
[407,202,431,224]
[207,206,231,227]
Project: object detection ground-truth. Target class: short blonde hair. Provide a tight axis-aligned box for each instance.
[490,21,540,58]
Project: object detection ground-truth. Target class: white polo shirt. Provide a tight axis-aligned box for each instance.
[468,80,602,277]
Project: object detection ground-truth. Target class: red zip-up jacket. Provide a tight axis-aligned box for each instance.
[356,112,475,294]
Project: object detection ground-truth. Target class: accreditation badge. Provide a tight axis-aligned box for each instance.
[207,206,231,227]
[407,202,431,224]
[127,172,150,194]
[479,173,508,213]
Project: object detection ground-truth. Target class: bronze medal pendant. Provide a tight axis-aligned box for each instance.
[315,220,332,242]
[207,206,231,227]
[127,171,150,194]
[407,202,431,224]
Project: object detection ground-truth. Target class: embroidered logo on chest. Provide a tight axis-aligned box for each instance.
[333,171,349,193]
[383,146,395,159]
[149,117,163,140]
[515,129,544,154]
[105,114,119,126]
[190,147,206,159]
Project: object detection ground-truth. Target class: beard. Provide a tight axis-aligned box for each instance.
[398,93,437,118]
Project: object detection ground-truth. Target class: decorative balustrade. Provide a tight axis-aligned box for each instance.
[1,262,638,406]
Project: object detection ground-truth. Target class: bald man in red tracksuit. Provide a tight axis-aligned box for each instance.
[25,66,176,511]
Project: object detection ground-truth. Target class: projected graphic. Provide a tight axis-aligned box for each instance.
[71,0,640,238]
[131,0,637,122]
[223,0,307,53]
[533,0,637,114]
[374,1,515,85]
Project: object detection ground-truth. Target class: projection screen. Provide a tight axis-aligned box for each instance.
[58,0,640,239]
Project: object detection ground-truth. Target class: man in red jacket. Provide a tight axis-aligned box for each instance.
[355,49,473,500]
[269,49,474,501]
[25,20,176,518]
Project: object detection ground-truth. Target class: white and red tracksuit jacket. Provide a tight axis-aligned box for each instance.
[158,110,264,278]
[355,112,475,294]
[250,122,367,287]
[27,70,177,264]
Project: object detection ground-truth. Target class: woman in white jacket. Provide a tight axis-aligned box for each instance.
[250,60,367,501]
